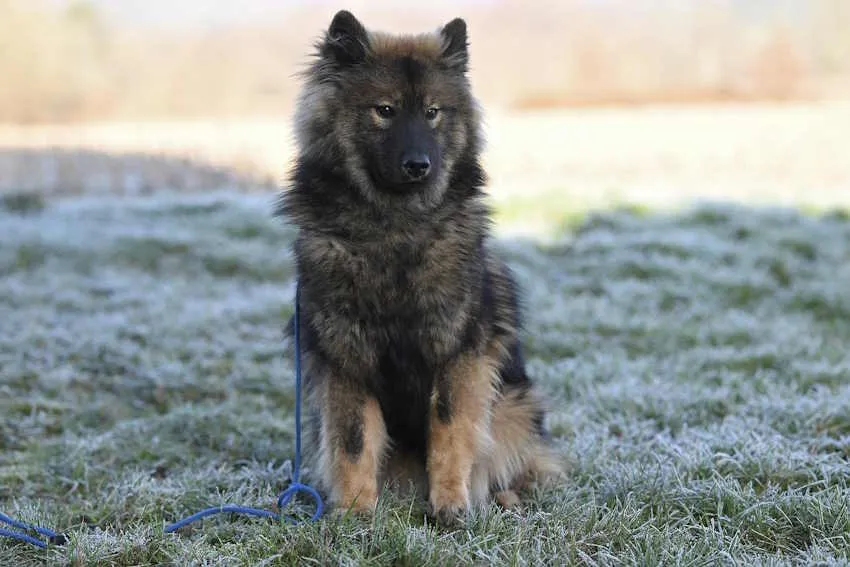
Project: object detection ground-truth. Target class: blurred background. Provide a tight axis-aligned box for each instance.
[1,0,849,233]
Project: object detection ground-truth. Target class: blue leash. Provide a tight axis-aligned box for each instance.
[1,283,323,549]
[164,283,323,532]
[0,512,67,549]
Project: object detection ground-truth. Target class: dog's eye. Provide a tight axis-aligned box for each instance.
[425,107,440,121]
[374,105,395,119]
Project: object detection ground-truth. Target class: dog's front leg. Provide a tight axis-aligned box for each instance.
[318,379,387,514]
[427,351,497,523]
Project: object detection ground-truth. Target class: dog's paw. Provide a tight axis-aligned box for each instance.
[332,492,378,519]
[494,489,521,509]
[427,501,468,526]
[330,505,375,521]
[427,486,470,526]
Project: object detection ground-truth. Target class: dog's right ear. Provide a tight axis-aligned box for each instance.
[321,10,369,65]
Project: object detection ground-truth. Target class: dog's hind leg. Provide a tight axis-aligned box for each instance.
[473,385,563,508]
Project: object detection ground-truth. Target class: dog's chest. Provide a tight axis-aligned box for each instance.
[374,327,434,450]
[358,243,466,449]
[350,237,462,314]
[360,241,429,297]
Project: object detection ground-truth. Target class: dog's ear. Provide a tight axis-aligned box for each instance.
[439,18,468,72]
[321,10,370,65]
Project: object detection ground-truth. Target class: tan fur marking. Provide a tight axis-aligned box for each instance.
[427,353,498,517]
[368,31,443,61]
[329,397,387,513]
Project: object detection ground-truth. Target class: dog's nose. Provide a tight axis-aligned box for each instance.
[401,154,431,181]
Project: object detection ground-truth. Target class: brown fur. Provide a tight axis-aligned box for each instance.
[369,32,445,61]
[323,397,387,513]
[426,352,499,520]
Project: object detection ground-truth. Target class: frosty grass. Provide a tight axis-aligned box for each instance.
[2,190,850,565]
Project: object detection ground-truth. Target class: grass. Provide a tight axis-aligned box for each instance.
[2,191,850,565]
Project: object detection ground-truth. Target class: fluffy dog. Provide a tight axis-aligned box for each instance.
[278,10,559,523]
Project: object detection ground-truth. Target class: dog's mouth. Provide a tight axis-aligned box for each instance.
[396,177,430,188]
[390,179,435,197]
[373,171,432,195]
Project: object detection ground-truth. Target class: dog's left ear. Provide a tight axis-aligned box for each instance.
[439,18,468,72]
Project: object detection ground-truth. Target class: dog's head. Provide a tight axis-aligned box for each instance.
[295,10,481,211]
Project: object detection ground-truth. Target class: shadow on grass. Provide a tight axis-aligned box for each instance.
[0,147,277,200]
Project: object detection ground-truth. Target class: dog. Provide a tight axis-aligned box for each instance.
[277,10,560,524]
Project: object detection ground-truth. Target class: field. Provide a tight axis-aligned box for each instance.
[3,101,850,232]
[2,102,850,565]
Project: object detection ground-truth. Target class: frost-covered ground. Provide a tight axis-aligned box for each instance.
[2,191,850,565]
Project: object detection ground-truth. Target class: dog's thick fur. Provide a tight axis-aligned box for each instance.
[277,10,560,523]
